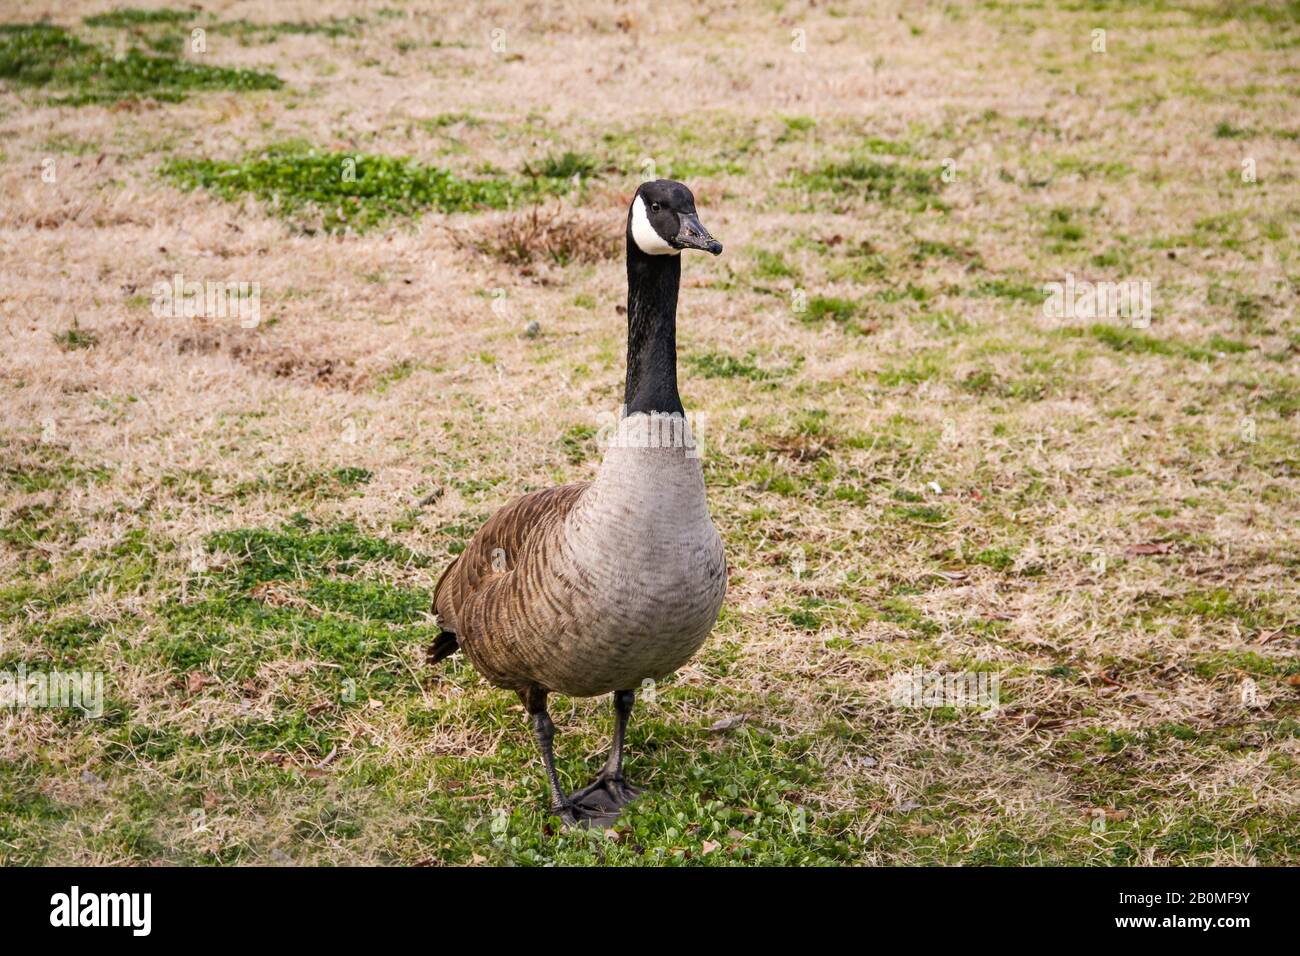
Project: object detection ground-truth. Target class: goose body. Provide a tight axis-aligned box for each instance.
[431,180,726,824]
[434,414,726,698]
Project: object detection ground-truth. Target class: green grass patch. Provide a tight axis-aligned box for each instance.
[207,518,429,588]
[229,465,372,502]
[827,241,890,282]
[560,424,597,464]
[0,23,282,105]
[879,353,942,387]
[523,150,599,181]
[799,295,860,329]
[1213,120,1253,139]
[751,249,799,280]
[1044,206,1085,246]
[969,546,1017,571]
[52,326,97,350]
[143,519,437,680]
[162,146,546,232]
[911,238,982,265]
[874,282,932,304]
[968,277,1048,304]
[776,115,816,142]
[686,351,771,381]
[211,17,367,40]
[0,447,110,494]
[85,10,370,40]
[890,504,947,524]
[791,156,941,206]
[1089,324,1213,361]
[83,8,193,28]
[0,503,82,558]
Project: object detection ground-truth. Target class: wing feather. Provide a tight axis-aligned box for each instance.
[432,482,589,646]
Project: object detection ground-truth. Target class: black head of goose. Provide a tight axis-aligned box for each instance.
[624,179,722,416]
[431,180,726,826]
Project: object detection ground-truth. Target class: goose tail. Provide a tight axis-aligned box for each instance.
[428,630,460,665]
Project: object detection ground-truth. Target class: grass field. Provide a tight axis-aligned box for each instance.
[1,0,1297,866]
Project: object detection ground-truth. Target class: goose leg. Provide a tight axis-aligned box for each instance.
[571,689,644,814]
[520,686,616,828]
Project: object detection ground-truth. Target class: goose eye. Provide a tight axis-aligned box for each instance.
[650,202,661,212]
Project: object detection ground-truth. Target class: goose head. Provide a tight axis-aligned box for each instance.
[628,180,723,257]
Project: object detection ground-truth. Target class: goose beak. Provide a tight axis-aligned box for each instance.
[674,213,723,255]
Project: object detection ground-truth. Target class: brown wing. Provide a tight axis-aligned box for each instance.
[433,482,589,640]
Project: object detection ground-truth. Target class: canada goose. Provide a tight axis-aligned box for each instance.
[431,180,726,825]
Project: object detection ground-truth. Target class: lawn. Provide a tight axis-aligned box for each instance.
[0,0,1297,865]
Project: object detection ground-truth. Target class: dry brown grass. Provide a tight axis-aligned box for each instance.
[456,201,622,269]
[0,0,1297,865]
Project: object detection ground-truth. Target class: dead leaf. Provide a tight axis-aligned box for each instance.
[708,715,747,733]
[768,434,830,462]
[1125,542,1172,557]
[930,570,968,583]
[251,581,294,606]
[701,840,720,855]
[186,671,211,694]
[1086,808,1130,822]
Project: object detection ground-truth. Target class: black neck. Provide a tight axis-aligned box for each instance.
[623,239,683,417]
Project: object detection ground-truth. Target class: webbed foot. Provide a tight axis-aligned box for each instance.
[570,772,643,815]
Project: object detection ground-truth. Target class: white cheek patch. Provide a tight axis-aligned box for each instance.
[631,195,679,256]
